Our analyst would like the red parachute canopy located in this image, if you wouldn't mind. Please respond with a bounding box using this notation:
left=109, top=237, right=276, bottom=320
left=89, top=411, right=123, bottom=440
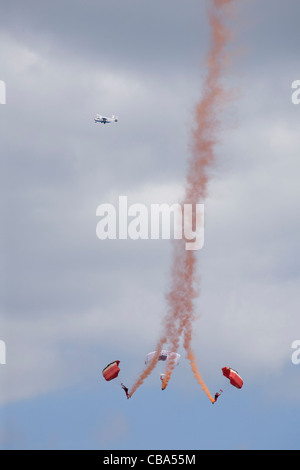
left=222, top=367, right=243, bottom=389
left=102, top=360, right=120, bottom=381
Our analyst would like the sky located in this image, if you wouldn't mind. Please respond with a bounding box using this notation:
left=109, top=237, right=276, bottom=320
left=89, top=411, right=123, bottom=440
left=0, top=0, right=300, bottom=450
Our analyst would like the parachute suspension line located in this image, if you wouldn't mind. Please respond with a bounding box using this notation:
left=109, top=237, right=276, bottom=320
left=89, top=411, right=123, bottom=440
left=221, top=384, right=231, bottom=393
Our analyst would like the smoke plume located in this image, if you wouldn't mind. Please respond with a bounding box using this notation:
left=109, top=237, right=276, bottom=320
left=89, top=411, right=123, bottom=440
left=129, top=0, right=237, bottom=402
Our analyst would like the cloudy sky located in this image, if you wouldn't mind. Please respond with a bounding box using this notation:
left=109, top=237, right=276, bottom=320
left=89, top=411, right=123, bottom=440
left=0, top=0, right=300, bottom=450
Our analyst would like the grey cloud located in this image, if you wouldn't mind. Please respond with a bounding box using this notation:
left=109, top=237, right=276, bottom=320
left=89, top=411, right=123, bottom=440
left=0, top=0, right=208, bottom=75
left=1, top=0, right=300, bottom=405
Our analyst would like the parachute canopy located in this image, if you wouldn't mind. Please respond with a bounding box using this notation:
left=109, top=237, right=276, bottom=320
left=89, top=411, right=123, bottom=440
left=222, top=367, right=243, bottom=389
left=102, top=360, right=120, bottom=381
left=145, top=350, right=181, bottom=367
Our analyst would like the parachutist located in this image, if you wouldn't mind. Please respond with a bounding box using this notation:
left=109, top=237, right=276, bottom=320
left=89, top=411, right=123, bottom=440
left=145, top=351, right=180, bottom=390
left=121, top=383, right=130, bottom=399
left=213, top=392, right=221, bottom=403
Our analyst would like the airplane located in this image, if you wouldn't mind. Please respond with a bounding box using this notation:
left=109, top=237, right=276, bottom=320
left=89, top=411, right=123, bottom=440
left=94, top=114, right=118, bottom=124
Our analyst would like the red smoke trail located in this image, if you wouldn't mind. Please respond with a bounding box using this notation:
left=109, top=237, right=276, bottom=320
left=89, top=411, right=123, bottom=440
left=176, top=0, right=237, bottom=402
left=129, top=0, right=237, bottom=401
left=128, top=339, right=165, bottom=397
